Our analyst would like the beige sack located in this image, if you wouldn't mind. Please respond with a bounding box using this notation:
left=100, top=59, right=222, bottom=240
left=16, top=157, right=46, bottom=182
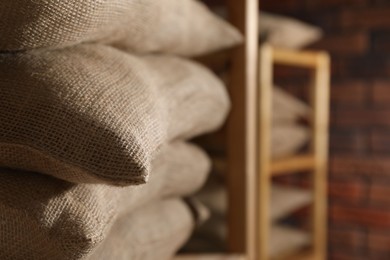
left=273, top=86, right=311, bottom=123
left=0, top=0, right=242, bottom=55
left=272, top=124, right=309, bottom=158
left=0, top=44, right=228, bottom=185
left=89, top=199, right=198, bottom=260
left=0, top=142, right=209, bottom=260
left=259, top=11, right=322, bottom=49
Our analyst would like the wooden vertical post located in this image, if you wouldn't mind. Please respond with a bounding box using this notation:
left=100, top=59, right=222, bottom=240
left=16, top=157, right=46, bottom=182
left=310, top=53, right=330, bottom=260
left=258, top=47, right=330, bottom=260
left=226, top=0, right=258, bottom=259
left=257, top=44, right=273, bottom=260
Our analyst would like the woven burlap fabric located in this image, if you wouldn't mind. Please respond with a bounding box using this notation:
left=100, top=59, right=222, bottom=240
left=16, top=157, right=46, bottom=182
left=272, top=124, right=309, bottom=158
left=0, top=142, right=210, bottom=260
left=272, top=86, right=310, bottom=123
left=0, top=44, right=228, bottom=185
left=89, top=199, right=196, bottom=260
left=260, top=12, right=322, bottom=50
left=0, top=0, right=242, bottom=55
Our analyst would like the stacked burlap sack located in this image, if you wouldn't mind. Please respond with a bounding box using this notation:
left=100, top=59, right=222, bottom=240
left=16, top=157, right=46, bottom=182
left=0, top=0, right=242, bottom=259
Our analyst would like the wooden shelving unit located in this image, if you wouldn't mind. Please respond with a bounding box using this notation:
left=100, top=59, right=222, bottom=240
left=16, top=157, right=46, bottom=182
left=177, top=1, right=330, bottom=260
left=257, top=44, right=330, bottom=260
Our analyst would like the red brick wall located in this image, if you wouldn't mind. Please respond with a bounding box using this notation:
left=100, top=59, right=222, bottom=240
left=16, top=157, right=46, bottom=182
left=262, top=1, right=390, bottom=259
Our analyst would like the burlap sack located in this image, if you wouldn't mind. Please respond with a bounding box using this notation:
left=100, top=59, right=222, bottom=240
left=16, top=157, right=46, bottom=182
left=0, top=0, right=242, bottom=55
left=185, top=223, right=310, bottom=257
left=186, top=177, right=312, bottom=253
left=259, top=11, right=322, bottom=49
left=0, top=44, right=229, bottom=185
left=0, top=142, right=210, bottom=260
left=89, top=199, right=198, bottom=260
left=272, top=124, right=309, bottom=158
left=273, top=86, right=311, bottom=123
left=193, top=175, right=311, bottom=222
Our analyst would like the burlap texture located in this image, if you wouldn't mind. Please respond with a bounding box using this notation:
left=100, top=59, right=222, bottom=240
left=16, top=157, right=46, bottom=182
left=272, top=86, right=311, bottom=123
left=0, top=142, right=209, bottom=260
left=0, top=44, right=228, bottom=185
left=89, top=199, right=197, bottom=260
left=0, top=0, right=242, bottom=55
left=272, top=124, right=309, bottom=158
left=259, top=11, right=323, bottom=49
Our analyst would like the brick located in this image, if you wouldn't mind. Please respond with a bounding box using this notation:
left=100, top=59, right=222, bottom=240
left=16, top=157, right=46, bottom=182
left=371, top=0, right=390, bottom=7
left=329, top=178, right=367, bottom=203
left=330, top=130, right=368, bottom=154
left=368, top=251, right=390, bottom=260
left=330, top=156, right=390, bottom=177
left=371, top=81, right=390, bottom=105
left=373, top=30, right=390, bottom=52
left=330, top=205, right=390, bottom=228
left=333, top=108, right=390, bottom=127
left=340, top=8, right=390, bottom=29
left=331, top=80, right=368, bottom=105
left=305, top=0, right=367, bottom=10
left=261, top=0, right=307, bottom=13
left=331, top=58, right=349, bottom=79
left=329, top=227, right=366, bottom=250
left=302, top=11, right=338, bottom=31
left=369, top=183, right=390, bottom=205
left=329, top=252, right=367, bottom=260
left=370, top=129, right=390, bottom=154
left=346, top=56, right=390, bottom=78
left=310, top=31, right=369, bottom=55
left=368, top=231, right=390, bottom=253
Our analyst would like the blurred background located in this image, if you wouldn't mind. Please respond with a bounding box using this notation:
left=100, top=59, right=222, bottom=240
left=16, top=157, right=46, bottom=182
left=190, top=1, right=390, bottom=259
left=260, top=1, right=390, bottom=259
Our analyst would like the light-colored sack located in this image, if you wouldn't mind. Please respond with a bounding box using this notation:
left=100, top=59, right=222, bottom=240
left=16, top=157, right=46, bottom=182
left=89, top=199, right=200, bottom=260
left=0, top=44, right=229, bottom=185
left=193, top=176, right=311, bottom=223
left=186, top=175, right=312, bottom=253
left=0, top=0, right=242, bottom=55
left=0, top=142, right=209, bottom=260
left=259, top=11, right=323, bottom=49
left=272, top=124, right=309, bottom=158
left=273, top=86, right=311, bottom=123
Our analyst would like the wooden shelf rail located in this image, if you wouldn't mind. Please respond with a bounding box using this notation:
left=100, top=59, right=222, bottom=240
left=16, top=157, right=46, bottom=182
left=271, top=154, right=316, bottom=176
left=257, top=44, right=330, bottom=260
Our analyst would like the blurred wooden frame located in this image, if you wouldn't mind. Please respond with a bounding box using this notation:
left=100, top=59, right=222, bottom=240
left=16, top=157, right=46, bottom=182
left=175, top=0, right=259, bottom=259
left=175, top=0, right=329, bottom=260
left=258, top=44, right=330, bottom=260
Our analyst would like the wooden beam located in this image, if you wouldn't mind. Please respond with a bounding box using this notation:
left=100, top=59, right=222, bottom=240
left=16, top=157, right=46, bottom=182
left=310, top=53, right=330, bottom=260
left=226, top=0, right=258, bottom=259
left=272, top=48, right=324, bottom=68
left=257, top=44, right=273, bottom=260
left=271, top=155, right=316, bottom=175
